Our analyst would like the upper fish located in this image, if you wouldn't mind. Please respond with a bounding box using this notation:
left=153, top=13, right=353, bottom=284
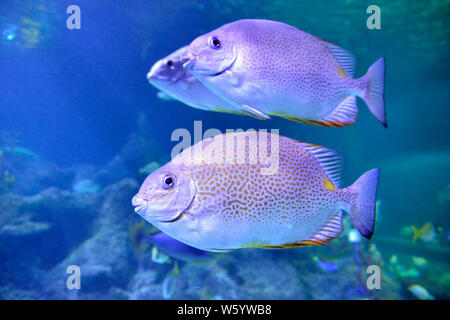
left=183, top=19, right=386, bottom=127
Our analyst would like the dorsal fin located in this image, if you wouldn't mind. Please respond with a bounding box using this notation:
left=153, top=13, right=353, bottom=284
left=321, top=41, right=356, bottom=78
left=298, top=142, right=345, bottom=188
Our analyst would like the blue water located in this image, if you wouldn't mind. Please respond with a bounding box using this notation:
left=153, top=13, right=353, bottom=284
left=0, top=0, right=449, bottom=300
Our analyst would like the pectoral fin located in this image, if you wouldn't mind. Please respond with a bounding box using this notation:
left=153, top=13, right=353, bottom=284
left=241, top=104, right=271, bottom=120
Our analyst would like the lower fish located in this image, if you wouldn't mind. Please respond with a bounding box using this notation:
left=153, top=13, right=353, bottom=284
left=132, top=131, right=380, bottom=252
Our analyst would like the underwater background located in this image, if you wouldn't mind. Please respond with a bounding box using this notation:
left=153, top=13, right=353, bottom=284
left=0, top=0, right=449, bottom=300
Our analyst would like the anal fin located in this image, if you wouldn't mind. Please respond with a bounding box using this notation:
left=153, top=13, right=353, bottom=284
left=308, top=210, right=343, bottom=244
left=321, top=96, right=358, bottom=127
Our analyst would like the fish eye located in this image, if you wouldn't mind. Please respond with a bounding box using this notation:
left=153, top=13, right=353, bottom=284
left=166, top=60, right=175, bottom=69
left=161, top=174, right=176, bottom=189
left=209, top=36, right=221, bottom=49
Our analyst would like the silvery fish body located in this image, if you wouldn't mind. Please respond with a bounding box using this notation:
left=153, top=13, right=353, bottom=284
left=185, top=19, right=386, bottom=127
left=132, top=131, right=379, bottom=252
left=147, top=46, right=244, bottom=115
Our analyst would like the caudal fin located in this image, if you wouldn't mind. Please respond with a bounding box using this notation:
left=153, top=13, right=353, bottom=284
left=361, top=58, right=386, bottom=127
left=411, top=225, right=420, bottom=242
left=346, top=168, right=380, bottom=239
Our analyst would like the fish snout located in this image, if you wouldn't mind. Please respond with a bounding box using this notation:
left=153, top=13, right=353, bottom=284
left=132, top=194, right=149, bottom=214
left=146, top=70, right=155, bottom=81
left=147, top=66, right=160, bottom=81
left=147, top=59, right=166, bottom=81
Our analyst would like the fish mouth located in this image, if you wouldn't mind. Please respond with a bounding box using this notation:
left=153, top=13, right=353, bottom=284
left=132, top=194, right=149, bottom=214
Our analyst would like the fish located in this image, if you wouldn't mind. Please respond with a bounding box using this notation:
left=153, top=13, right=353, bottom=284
left=143, top=232, right=214, bottom=263
left=147, top=46, right=244, bottom=115
left=408, top=284, right=435, bottom=300
left=411, top=222, right=438, bottom=242
left=72, top=179, right=101, bottom=194
left=151, top=246, right=170, bottom=264
left=396, top=265, right=420, bottom=278
left=389, top=255, right=398, bottom=264
left=132, top=131, right=380, bottom=252
left=411, top=256, right=428, bottom=269
left=313, top=256, right=338, bottom=272
left=139, top=161, right=161, bottom=175
left=184, top=19, right=386, bottom=127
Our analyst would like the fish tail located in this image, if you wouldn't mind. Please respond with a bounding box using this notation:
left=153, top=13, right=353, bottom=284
left=359, top=57, right=386, bottom=127
left=411, top=225, right=420, bottom=242
left=345, top=168, right=380, bottom=239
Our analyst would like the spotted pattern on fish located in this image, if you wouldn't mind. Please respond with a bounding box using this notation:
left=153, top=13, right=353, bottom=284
left=187, top=19, right=386, bottom=127
left=178, top=132, right=354, bottom=228
left=133, top=131, right=379, bottom=251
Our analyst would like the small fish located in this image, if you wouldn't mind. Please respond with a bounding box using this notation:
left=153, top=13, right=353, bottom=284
left=408, top=284, right=435, bottom=300
left=411, top=222, right=437, bottom=242
left=147, top=46, right=243, bottom=115
left=151, top=246, right=170, bottom=264
left=396, top=265, right=420, bottom=278
left=72, top=179, right=101, bottom=194
left=313, top=256, right=338, bottom=272
left=139, top=161, right=161, bottom=175
left=389, top=255, right=398, bottom=265
left=411, top=256, right=428, bottom=269
left=143, top=232, right=214, bottom=263
left=132, top=131, right=380, bottom=252
left=184, top=19, right=386, bottom=127
left=0, top=146, right=39, bottom=159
